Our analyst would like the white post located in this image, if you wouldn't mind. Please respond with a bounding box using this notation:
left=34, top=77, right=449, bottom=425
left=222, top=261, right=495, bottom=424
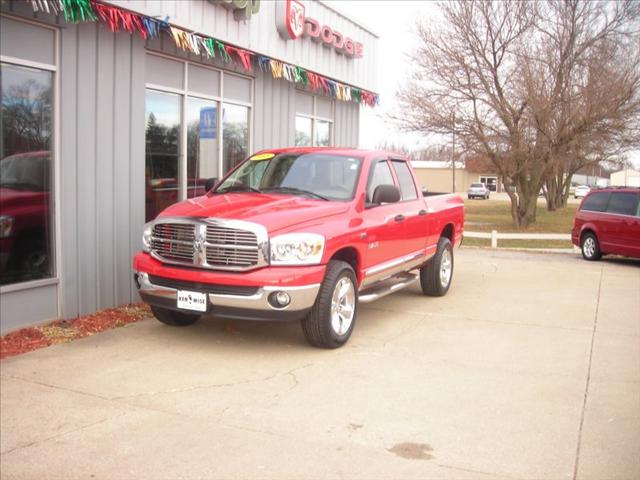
left=491, top=230, right=498, bottom=248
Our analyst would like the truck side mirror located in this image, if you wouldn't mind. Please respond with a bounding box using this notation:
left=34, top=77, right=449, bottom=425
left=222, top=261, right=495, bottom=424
left=205, top=177, right=218, bottom=192
left=372, top=184, right=401, bottom=204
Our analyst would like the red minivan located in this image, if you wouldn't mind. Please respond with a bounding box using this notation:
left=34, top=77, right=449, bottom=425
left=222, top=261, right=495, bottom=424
left=571, top=187, right=640, bottom=260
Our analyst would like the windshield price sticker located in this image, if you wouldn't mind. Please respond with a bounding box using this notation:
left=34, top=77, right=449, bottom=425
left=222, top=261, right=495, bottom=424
left=177, top=290, right=208, bottom=312
left=250, top=153, right=275, bottom=161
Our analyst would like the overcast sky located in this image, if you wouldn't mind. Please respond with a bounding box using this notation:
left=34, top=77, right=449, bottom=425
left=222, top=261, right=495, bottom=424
left=324, top=0, right=640, bottom=168
left=324, top=0, right=440, bottom=151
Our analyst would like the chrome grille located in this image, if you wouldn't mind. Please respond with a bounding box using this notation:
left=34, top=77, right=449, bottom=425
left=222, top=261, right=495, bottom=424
left=206, top=226, right=257, bottom=246
left=151, top=224, right=195, bottom=263
left=149, top=218, right=266, bottom=271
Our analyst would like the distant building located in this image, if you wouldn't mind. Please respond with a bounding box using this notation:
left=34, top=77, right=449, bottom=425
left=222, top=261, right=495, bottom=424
left=411, top=161, right=503, bottom=193
left=610, top=169, right=640, bottom=187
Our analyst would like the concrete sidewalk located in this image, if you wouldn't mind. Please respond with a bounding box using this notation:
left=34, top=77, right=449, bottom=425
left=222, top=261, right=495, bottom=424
left=1, top=249, right=639, bottom=480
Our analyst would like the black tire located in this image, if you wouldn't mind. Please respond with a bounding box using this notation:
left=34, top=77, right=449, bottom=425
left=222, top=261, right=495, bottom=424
left=468, top=195, right=472, bottom=199
left=301, top=260, right=358, bottom=349
left=420, top=237, right=454, bottom=297
left=151, top=306, right=200, bottom=326
left=580, top=232, right=602, bottom=261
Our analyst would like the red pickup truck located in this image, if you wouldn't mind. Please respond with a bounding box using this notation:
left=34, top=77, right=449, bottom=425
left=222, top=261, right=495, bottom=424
left=133, top=148, right=464, bottom=348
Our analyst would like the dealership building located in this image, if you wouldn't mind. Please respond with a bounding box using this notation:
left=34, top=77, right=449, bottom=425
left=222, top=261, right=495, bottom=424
left=0, top=0, right=378, bottom=332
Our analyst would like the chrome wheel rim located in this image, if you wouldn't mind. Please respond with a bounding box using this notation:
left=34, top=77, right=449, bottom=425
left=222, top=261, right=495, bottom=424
left=583, top=237, right=596, bottom=258
left=440, top=248, right=453, bottom=288
left=330, top=276, right=355, bottom=336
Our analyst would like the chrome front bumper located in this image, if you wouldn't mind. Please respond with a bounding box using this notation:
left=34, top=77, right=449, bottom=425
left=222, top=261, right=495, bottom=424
left=134, top=271, right=320, bottom=316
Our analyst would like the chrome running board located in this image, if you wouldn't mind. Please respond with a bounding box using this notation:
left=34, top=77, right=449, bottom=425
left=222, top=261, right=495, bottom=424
left=359, top=272, right=419, bottom=304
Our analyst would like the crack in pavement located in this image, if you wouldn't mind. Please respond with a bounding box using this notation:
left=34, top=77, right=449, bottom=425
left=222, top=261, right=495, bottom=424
left=436, top=462, right=525, bottom=479
left=0, top=412, right=128, bottom=456
left=110, top=363, right=316, bottom=400
left=572, top=263, right=604, bottom=480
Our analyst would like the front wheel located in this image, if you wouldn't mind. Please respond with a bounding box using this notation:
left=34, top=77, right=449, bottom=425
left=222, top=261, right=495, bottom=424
left=420, top=237, right=454, bottom=296
left=581, top=232, right=602, bottom=261
left=301, top=260, right=357, bottom=349
left=151, top=306, right=200, bottom=326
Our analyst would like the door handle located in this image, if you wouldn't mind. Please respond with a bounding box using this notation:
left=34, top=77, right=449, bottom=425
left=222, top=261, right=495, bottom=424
left=419, top=209, right=427, bottom=216
left=394, top=214, right=405, bottom=222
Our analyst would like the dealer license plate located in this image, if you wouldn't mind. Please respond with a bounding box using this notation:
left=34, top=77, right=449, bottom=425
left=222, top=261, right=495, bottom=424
left=177, top=290, right=207, bottom=312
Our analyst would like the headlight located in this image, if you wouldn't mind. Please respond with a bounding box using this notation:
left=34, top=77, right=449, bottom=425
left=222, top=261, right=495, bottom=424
left=142, top=222, right=153, bottom=252
left=0, top=215, right=14, bottom=238
left=270, top=233, right=325, bottom=265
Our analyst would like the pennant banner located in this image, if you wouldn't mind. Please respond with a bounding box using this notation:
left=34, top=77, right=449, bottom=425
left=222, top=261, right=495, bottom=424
left=26, top=0, right=379, bottom=107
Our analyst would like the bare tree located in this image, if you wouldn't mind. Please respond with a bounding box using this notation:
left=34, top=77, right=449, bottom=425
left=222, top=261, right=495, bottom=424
left=526, top=1, right=640, bottom=210
left=395, top=0, right=640, bottom=227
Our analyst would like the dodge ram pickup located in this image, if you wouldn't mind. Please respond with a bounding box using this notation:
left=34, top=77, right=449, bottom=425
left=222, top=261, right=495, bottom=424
left=133, top=148, right=464, bottom=348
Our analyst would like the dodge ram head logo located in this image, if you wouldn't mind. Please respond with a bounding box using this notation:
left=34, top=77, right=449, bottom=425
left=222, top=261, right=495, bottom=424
left=275, top=0, right=364, bottom=58
left=276, top=0, right=305, bottom=40
left=193, top=227, right=207, bottom=265
left=193, top=233, right=205, bottom=254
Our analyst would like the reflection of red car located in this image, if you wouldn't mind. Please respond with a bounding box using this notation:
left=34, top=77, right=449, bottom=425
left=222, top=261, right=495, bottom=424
left=146, top=178, right=209, bottom=221
left=0, top=151, right=51, bottom=283
left=572, top=187, right=640, bottom=260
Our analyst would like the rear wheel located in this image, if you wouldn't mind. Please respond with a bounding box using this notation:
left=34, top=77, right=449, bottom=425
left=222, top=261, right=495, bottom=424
left=151, top=306, right=200, bottom=326
left=301, top=260, right=357, bottom=349
left=420, top=237, right=454, bottom=296
left=581, top=232, right=602, bottom=261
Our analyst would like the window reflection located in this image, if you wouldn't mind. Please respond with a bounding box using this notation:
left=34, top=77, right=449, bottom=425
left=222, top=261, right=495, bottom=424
left=0, top=63, right=54, bottom=285
left=222, top=103, right=248, bottom=173
left=295, top=116, right=312, bottom=147
left=187, top=97, right=218, bottom=198
left=315, top=120, right=331, bottom=147
left=145, top=90, right=180, bottom=221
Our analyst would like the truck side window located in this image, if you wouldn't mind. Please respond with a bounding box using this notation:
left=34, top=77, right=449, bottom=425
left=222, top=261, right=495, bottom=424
left=367, top=161, right=395, bottom=203
left=391, top=160, right=418, bottom=201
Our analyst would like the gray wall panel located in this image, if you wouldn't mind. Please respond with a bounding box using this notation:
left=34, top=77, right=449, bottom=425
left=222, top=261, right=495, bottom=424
left=129, top=37, right=146, bottom=302
left=60, top=22, right=79, bottom=318
left=0, top=284, right=58, bottom=334
left=113, top=33, right=134, bottom=307
left=76, top=22, right=98, bottom=315
left=58, top=21, right=145, bottom=318
left=96, top=27, right=116, bottom=310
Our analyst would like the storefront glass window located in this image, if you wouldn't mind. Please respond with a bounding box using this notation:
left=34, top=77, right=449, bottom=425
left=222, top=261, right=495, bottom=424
left=145, top=90, right=181, bottom=221
left=315, top=120, right=331, bottom=147
left=222, top=103, right=249, bottom=172
left=295, top=116, right=312, bottom=146
left=187, top=97, right=218, bottom=198
left=0, top=63, right=54, bottom=285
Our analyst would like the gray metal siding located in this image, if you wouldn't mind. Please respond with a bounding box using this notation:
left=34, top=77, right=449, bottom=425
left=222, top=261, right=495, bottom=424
left=59, top=22, right=146, bottom=318
left=0, top=284, right=58, bottom=334
left=115, top=0, right=379, bottom=92
left=334, top=100, right=359, bottom=147
left=254, top=71, right=296, bottom=150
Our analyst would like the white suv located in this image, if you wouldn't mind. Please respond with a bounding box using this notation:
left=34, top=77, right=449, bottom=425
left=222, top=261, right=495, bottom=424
left=574, top=185, right=591, bottom=199
left=467, top=183, right=490, bottom=200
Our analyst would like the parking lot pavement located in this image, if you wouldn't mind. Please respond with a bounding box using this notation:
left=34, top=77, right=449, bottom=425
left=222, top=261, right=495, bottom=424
left=1, top=250, right=638, bottom=480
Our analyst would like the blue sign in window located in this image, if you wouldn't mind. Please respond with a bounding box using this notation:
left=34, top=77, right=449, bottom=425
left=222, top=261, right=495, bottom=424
left=200, top=107, right=217, bottom=139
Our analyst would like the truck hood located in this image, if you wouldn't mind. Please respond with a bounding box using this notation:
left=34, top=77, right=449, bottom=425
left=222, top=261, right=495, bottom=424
left=0, top=187, right=47, bottom=212
left=157, top=193, right=350, bottom=233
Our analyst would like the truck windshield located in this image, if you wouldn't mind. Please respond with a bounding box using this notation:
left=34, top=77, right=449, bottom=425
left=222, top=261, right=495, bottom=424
left=214, top=152, right=363, bottom=201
